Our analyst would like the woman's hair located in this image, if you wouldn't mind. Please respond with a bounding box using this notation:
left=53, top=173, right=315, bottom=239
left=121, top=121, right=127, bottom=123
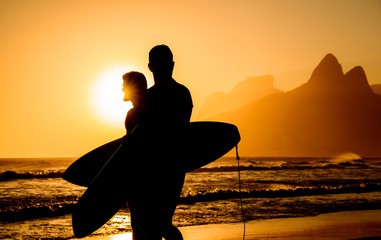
left=122, top=71, right=147, bottom=90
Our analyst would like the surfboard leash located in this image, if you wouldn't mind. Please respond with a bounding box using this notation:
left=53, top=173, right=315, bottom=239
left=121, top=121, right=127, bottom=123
left=236, top=145, right=246, bottom=240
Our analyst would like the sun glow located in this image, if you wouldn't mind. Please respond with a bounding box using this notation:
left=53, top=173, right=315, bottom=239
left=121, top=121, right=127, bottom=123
left=92, top=66, right=134, bottom=126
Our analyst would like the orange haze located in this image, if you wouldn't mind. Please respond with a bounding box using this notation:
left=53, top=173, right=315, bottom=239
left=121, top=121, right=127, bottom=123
left=0, top=0, right=380, bottom=157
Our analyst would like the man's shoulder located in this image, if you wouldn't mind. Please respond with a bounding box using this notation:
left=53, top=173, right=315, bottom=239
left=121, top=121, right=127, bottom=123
left=171, top=80, right=191, bottom=94
left=173, top=81, right=193, bottom=106
left=148, top=80, right=190, bottom=94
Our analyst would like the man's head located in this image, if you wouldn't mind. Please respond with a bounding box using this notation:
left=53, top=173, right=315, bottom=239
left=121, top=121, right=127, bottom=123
left=122, top=71, right=147, bottom=104
left=148, top=45, right=174, bottom=80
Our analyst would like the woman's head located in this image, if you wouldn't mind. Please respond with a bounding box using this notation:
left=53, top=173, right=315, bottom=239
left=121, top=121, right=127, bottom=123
left=122, top=71, right=147, bottom=105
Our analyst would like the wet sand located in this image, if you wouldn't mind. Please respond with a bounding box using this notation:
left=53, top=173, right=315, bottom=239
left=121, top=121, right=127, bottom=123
left=82, top=210, right=381, bottom=240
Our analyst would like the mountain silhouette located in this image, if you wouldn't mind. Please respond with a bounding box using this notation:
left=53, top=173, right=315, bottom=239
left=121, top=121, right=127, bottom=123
left=300, top=54, right=373, bottom=95
left=211, top=54, right=381, bottom=157
left=196, top=75, right=282, bottom=119
left=372, top=84, right=381, bottom=95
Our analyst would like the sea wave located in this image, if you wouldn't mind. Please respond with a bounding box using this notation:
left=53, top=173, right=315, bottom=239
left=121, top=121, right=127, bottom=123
left=2, top=181, right=380, bottom=222
left=192, top=159, right=372, bottom=173
left=0, top=195, right=78, bottom=222
left=0, top=170, right=64, bottom=181
left=0, top=158, right=378, bottom=181
left=179, top=181, right=381, bottom=204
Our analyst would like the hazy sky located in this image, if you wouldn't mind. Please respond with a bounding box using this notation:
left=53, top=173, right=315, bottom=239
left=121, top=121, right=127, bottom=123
left=1, top=0, right=380, bottom=157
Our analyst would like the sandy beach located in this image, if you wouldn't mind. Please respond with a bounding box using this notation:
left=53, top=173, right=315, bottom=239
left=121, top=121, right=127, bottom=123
left=81, top=209, right=381, bottom=240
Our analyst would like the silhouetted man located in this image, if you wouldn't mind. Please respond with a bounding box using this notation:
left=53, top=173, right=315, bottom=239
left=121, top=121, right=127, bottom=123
left=146, top=45, right=193, bottom=128
left=129, top=45, right=193, bottom=240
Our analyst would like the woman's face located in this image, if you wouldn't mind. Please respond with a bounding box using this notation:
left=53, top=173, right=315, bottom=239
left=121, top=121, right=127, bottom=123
left=122, top=82, right=131, bottom=102
left=122, top=82, right=144, bottom=105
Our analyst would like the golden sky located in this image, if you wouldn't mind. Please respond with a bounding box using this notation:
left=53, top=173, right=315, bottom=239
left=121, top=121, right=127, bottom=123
left=1, top=0, right=380, bottom=157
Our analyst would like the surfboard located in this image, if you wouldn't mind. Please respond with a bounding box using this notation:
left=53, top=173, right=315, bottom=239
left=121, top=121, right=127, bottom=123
left=69, top=121, right=240, bottom=238
left=62, top=138, right=122, bottom=187
left=63, top=122, right=240, bottom=187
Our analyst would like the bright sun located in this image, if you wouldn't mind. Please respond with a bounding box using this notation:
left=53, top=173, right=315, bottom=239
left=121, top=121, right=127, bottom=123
left=92, top=66, right=135, bottom=126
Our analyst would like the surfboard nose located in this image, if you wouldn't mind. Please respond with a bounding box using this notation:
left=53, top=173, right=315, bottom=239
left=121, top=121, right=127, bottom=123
left=230, top=123, right=241, bottom=144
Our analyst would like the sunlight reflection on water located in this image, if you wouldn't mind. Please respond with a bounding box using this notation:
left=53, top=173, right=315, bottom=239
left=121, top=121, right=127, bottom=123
left=111, top=232, right=132, bottom=240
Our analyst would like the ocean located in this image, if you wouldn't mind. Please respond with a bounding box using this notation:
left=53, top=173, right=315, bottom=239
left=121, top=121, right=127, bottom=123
left=1, top=155, right=381, bottom=239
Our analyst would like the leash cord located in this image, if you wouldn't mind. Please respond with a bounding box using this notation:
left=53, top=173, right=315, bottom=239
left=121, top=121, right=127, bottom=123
left=236, top=145, right=245, bottom=240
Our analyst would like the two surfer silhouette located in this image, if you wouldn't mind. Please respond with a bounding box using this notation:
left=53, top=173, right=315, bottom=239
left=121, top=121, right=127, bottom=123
left=122, top=45, right=193, bottom=240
